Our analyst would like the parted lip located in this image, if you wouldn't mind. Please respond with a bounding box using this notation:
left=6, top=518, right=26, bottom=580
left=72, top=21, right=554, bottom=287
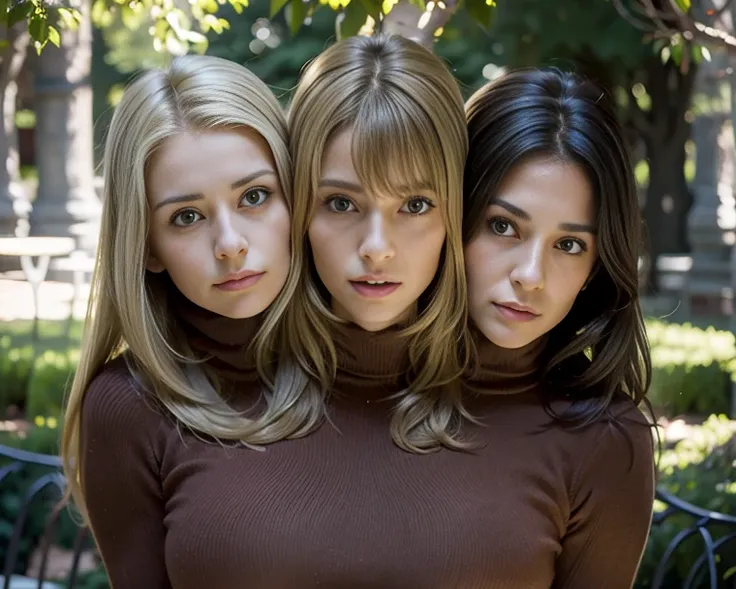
left=215, top=269, right=264, bottom=285
left=494, top=301, right=540, bottom=315
left=350, top=274, right=401, bottom=283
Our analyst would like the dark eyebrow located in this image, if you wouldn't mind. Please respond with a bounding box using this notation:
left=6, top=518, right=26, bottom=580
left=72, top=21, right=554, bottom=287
left=494, top=199, right=597, bottom=234
left=153, top=169, right=276, bottom=211
left=318, top=178, right=364, bottom=193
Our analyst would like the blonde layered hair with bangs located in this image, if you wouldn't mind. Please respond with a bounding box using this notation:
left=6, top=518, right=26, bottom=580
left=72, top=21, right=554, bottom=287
left=62, top=54, right=311, bottom=521
left=286, top=35, right=471, bottom=452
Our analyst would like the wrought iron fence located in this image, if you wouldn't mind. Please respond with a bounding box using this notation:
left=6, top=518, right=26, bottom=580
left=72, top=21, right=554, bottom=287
left=650, top=488, right=736, bottom=589
left=0, top=445, right=90, bottom=589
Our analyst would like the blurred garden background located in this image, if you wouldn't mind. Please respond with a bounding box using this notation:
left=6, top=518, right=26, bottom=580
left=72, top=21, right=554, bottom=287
left=0, top=0, right=735, bottom=586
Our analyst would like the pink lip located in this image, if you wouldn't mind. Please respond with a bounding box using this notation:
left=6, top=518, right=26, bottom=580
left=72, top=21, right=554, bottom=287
left=493, top=302, right=540, bottom=323
left=350, top=279, right=401, bottom=298
left=215, top=270, right=265, bottom=292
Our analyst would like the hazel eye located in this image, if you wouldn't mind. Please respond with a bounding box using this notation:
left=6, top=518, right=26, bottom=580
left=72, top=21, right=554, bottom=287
left=400, top=197, right=434, bottom=215
left=172, top=209, right=203, bottom=227
left=241, top=188, right=271, bottom=207
left=327, top=196, right=355, bottom=213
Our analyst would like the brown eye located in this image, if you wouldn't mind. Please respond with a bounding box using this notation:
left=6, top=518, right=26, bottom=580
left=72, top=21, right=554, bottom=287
left=488, top=217, right=516, bottom=237
left=557, top=238, right=586, bottom=255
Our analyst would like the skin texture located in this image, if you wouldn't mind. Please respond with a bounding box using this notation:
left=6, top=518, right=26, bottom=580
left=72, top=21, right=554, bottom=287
left=465, top=157, right=598, bottom=349
left=146, top=128, right=290, bottom=319
left=309, top=128, right=446, bottom=332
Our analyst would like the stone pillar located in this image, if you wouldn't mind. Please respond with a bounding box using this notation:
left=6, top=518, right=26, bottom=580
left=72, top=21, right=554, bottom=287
left=685, top=112, right=734, bottom=321
left=0, top=24, right=30, bottom=238
left=28, top=0, right=100, bottom=252
left=685, top=50, right=735, bottom=324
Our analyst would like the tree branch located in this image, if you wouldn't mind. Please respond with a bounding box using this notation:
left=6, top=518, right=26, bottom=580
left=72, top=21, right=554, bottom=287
left=614, top=0, right=736, bottom=55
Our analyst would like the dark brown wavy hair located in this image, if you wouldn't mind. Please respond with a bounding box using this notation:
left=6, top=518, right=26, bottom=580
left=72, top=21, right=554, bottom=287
left=464, top=68, right=652, bottom=426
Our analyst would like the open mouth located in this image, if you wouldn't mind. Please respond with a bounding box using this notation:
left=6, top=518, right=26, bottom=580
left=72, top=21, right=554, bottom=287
left=349, top=280, right=401, bottom=298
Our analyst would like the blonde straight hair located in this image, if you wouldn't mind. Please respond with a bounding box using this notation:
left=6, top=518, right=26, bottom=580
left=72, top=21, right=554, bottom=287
left=286, top=35, right=472, bottom=453
left=62, top=55, right=316, bottom=521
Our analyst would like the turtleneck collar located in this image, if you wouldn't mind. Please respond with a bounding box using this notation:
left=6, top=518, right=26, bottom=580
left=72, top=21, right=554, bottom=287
left=330, top=320, right=410, bottom=397
left=465, top=324, right=547, bottom=395
left=167, top=281, right=262, bottom=382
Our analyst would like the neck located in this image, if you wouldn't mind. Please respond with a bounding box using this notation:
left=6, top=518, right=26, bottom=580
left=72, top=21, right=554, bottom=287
left=330, top=319, right=410, bottom=400
left=466, top=324, right=547, bottom=394
left=167, top=278, right=262, bottom=382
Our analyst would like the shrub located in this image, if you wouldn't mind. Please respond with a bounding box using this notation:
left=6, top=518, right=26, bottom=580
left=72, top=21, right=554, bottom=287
left=646, top=320, right=736, bottom=417
left=636, top=415, right=736, bottom=588
left=25, top=349, right=79, bottom=420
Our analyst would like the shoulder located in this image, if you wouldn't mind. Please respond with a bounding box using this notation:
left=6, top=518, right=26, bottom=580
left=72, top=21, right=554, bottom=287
left=573, top=395, right=656, bottom=499
left=82, top=355, right=167, bottom=437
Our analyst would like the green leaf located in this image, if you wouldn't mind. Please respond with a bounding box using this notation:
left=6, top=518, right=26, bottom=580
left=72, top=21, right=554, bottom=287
left=359, top=0, right=380, bottom=20
left=57, top=7, right=80, bottom=29
left=46, top=24, right=60, bottom=46
left=28, top=14, right=45, bottom=43
left=338, top=0, right=367, bottom=38
left=671, top=40, right=683, bottom=65
left=91, top=0, right=113, bottom=27
left=724, top=566, right=736, bottom=580
left=270, top=0, right=290, bottom=18
left=7, top=2, right=31, bottom=27
left=674, top=0, right=691, bottom=12
left=121, top=3, right=139, bottom=30
left=0, top=0, right=9, bottom=20
left=465, top=0, right=494, bottom=31
left=288, top=0, right=307, bottom=35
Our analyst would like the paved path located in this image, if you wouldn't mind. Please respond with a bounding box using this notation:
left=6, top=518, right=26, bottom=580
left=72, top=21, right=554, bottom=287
left=0, top=273, right=89, bottom=322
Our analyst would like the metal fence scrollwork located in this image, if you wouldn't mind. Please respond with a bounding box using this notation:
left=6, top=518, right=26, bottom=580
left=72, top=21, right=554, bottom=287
left=0, top=444, right=90, bottom=589
left=651, top=488, right=736, bottom=589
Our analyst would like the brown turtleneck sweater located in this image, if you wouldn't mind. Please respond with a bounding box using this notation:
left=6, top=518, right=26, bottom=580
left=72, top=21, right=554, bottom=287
left=80, top=302, right=655, bottom=589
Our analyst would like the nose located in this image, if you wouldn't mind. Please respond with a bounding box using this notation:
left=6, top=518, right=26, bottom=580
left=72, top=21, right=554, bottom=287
left=213, top=211, right=248, bottom=260
left=358, top=212, right=395, bottom=264
left=510, top=241, right=545, bottom=291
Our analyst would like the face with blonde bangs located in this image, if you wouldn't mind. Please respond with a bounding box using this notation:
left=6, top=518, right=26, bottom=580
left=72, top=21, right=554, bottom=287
left=307, top=127, right=446, bottom=332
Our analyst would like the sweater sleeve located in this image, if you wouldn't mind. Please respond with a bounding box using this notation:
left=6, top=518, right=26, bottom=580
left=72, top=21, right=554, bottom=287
left=552, top=403, right=656, bottom=589
left=80, top=360, right=173, bottom=589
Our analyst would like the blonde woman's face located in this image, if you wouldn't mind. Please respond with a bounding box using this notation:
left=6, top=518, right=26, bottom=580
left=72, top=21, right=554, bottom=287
left=308, top=128, right=446, bottom=332
left=146, top=128, right=290, bottom=319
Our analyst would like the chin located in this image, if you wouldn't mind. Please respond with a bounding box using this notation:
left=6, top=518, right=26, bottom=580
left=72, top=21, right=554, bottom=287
left=349, top=312, right=402, bottom=333
left=478, top=321, right=535, bottom=350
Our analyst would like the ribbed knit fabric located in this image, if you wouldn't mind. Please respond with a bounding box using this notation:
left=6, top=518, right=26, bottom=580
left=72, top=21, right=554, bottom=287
left=80, top=303, right=654, bottom=589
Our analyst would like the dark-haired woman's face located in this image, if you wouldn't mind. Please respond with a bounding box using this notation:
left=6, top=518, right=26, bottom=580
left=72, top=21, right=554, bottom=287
left=464, top=157, right=598, bottom=349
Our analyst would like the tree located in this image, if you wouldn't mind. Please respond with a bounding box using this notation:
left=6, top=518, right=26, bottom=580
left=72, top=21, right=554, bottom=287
left=481, top=0, right=699, bottom=291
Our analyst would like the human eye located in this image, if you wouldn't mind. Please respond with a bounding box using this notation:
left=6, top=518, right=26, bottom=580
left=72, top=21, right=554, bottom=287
left=400, top=196, right=435, bottom=215
left=240, top=187, right=272, bottom=208
left=556, top=238, right=588, bottom=255
left=170, top=209, right=204, bottom=227
left=487, top=216, right=518, bottom=238
left=324, top=195, right=357, bottom=213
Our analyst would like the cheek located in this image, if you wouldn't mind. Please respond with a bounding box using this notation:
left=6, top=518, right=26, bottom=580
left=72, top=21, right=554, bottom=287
left=264, top=204, right=291, bottom=260
left=464, top=237, right=496, bottom=296
left=405, top=217, right=445, bottom=271
left=308, top=219, right=342, bottom=277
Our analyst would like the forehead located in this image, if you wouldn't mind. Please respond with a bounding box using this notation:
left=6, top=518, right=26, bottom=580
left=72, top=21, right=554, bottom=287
left=147, top=128, right=275, bottom=196
left=319, top=128, right=436, bottom=198
left=495, top=158, right=596, bottom=224
left=320, top=129, right=355, bottom=180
